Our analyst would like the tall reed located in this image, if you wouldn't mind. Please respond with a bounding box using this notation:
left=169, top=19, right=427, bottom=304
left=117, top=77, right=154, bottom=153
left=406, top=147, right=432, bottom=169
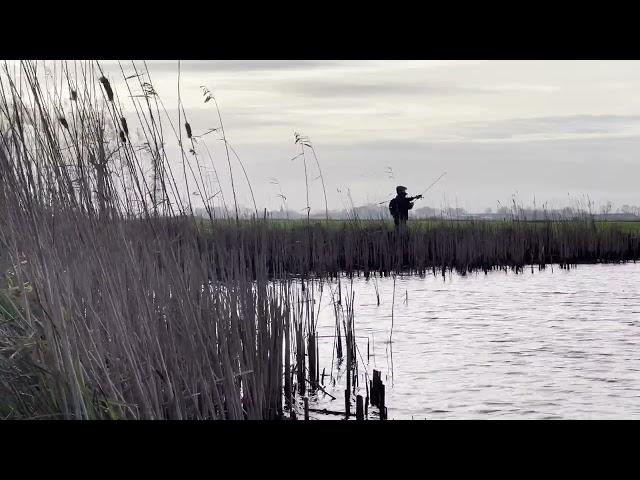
left=0, top=61, right=329, bottom=419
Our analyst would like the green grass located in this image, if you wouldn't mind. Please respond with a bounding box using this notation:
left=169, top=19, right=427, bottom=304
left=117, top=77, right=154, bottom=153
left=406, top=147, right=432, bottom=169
left=197, top=216, right=640, bottom=234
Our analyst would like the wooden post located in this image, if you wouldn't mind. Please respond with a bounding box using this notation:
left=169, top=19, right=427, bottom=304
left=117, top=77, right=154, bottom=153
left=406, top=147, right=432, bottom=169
left=371, top=374, right=377, bottom=407
left=304, top=397, right=309, bottom=421
left=345, top=389, right=350, bottom=417
left=365, top=396, right=369, bottom=417
left=370, top=379, right=375, bottom=407
left=371, top=369, right=381, bottom=407
left=379, top=384, right=386, bottom=420
left=356, top=395, right=364, bottom=421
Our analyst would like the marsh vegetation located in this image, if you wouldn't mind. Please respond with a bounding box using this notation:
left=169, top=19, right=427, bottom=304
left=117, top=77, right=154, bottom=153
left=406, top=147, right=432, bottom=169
left=0, top=61, right=638, bottom=419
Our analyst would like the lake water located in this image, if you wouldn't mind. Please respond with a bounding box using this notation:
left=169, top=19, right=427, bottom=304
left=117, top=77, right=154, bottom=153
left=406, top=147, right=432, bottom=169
left=308, top=262, right=640, bottom=419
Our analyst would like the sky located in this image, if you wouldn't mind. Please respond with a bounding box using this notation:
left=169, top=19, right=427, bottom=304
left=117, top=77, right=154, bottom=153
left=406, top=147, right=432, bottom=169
left=100, top=60, right=640, bottom=213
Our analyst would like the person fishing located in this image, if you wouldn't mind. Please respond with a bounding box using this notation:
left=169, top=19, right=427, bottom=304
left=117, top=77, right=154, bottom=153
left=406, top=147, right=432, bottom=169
left=389, top=186, right=422, bottom=227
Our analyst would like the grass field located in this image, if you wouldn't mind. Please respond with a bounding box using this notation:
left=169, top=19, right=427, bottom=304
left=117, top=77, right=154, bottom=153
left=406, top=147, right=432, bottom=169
left=199, top=217, right=640, bottom=232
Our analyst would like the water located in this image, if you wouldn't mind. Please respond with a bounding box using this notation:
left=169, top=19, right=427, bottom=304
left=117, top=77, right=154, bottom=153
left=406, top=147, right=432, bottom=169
left=309, top=262, right=640, bottom=419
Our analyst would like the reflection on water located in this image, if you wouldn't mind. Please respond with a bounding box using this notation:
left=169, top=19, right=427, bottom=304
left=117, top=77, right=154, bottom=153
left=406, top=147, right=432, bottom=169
left=310, top=262, right=640, bottom=419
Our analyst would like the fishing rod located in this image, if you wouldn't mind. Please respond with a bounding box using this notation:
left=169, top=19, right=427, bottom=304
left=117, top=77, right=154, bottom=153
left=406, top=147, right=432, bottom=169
left=418, top=171, right=447, bottom=197
left=375, top=171, right=447, bottom=205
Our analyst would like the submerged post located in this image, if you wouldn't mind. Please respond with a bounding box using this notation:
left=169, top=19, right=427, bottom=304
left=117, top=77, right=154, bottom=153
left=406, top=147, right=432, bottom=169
left=369, top=369, right=388, bottom=419
left=371, top=369, right=381, bottom=407
left=356, top=395, right=364, bottom=421
left=345, top=389, right=350, bottom=417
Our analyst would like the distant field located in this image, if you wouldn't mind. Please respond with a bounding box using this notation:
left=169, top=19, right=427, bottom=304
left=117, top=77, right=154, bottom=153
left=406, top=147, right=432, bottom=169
left=599, top=221, right=640, bottom=233
left=198, top=216, right=640, bottom=234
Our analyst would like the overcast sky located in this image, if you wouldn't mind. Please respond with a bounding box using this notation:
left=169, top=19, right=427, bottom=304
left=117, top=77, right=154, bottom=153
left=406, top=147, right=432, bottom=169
left=102, top=60, right=640, bottom=213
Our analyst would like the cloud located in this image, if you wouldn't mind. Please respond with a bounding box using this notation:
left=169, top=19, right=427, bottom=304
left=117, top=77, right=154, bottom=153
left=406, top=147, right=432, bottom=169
left=439, top=115, right=640, bottom=142
left=478, top=84, right=561, bottom=94
left=279, top=79, right=488, bottom=98
left=133, top=60, right=343, bottom=74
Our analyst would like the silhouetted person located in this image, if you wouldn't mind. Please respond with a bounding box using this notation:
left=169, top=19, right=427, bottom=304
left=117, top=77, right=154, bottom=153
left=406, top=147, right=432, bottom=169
left=389, top=186, right=422, bottom=228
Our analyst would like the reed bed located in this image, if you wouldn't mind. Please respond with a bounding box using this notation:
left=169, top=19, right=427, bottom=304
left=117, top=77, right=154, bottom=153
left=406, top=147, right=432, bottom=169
left=0, top=61, right=350, bottom=419
left=198, top=217, right=640, bottom=279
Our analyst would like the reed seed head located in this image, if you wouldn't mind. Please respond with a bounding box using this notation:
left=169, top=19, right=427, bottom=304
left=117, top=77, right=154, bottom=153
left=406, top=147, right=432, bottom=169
left=99, top=76, right=114, bottom=102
